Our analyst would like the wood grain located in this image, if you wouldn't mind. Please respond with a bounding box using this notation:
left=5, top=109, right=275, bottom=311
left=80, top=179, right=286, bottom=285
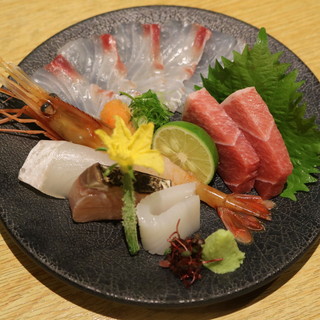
left=0, top=0, right=319, bottom=319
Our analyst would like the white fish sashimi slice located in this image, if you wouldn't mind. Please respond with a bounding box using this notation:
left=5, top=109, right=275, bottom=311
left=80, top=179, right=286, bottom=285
left=136, top=182, right=200, bottom=255
left=32, top=22, right=245, bottom=115
left=184, top=30, right=246, bottom=94
left=32, top=55, right=118, bottom=118
left=18, top=140, right=114, bottom=199
left=159, top=22, right=212, bottom=111
left=58, top=38, right=96, bottom=76
left=116, top=22, right=211, bottom=112
left=161, top=22, right=212, bottom=80
left=114, top=23, right=165, bottom=94
left=59, top=35, right=135, bottom=93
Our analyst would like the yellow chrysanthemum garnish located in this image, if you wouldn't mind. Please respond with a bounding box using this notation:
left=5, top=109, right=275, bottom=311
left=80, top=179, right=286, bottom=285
left=95, top=116, right=164, bottom=255
left=95, top=116, right=163, bottom=174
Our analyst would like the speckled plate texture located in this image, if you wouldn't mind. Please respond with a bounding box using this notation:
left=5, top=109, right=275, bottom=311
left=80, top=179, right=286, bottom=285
left=0, top=6, right=319, bottom=308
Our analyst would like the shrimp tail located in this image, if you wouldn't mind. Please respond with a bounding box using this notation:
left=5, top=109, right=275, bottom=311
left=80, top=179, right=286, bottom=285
left=196, top=183, right=275, bottom=243
left=224, top=193, right=274, bottom=220
left=217, top=207, right=265, bottom=244
left=196, top=184, right=274, bottom=218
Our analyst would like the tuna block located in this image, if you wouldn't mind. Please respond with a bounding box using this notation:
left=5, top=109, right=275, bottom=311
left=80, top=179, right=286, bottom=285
left=221, top=87, right=293, bottom=199
left=183, top=88, right=260, bottom=193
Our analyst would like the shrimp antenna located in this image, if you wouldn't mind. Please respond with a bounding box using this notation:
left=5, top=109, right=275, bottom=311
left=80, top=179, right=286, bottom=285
left=0, top=57, right=48, bottom=111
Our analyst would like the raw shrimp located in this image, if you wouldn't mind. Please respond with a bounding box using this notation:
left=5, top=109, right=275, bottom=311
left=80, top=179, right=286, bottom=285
left=0, top=57, right=112, bottom=148
left=0, top=58, right=274, bottom=243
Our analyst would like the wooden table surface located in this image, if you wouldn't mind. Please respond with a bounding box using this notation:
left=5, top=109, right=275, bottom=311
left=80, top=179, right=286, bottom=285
left=0, top=0, right=319, bottom=319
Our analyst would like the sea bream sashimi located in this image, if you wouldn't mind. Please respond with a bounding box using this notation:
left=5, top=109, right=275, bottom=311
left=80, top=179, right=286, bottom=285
left=32, top=55, right=119, bottom=117
left=31, top=22, right=244, bottom=115
left=221, top=87, right=293, bottom=199
left=58, top=34, right=134, bottom=92
left=182, top=88, right=260, bottom=193
left=114, top=23, right=164, bottom=91
left=161, top=22, right=211, bottom=78
left=184, top=30, right=245, bottom=95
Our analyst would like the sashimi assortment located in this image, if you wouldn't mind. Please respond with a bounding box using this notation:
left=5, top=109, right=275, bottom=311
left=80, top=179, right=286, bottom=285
left=0, top=20, right=318, bottom=286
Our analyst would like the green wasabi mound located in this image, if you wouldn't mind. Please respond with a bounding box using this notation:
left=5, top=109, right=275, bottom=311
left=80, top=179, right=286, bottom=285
left=202, top=229, right=245, bottom=274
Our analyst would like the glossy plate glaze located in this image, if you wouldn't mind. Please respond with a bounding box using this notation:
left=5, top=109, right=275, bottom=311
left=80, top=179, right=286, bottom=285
left=0, top=6, right=319, bottom=308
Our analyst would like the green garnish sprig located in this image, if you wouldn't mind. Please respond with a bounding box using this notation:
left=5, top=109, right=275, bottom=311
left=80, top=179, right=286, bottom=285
left=120, top=90, right=173, bottom=130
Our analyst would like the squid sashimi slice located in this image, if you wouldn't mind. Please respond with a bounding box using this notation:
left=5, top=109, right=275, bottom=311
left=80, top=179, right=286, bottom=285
left=183, top=88, right=260, bottom=193
left=58, top=34, right=134, bottom=93
left=32, top=55, right=117, bottom=118
left=18, top=140, right=114, bottom=199
left=136, top=182, right=200, bottom=255
left=221, top=87, right=293, bottom=199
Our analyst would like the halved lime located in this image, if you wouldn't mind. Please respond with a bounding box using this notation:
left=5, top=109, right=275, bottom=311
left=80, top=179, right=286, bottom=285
left=153, top=121, right=219, bottom=184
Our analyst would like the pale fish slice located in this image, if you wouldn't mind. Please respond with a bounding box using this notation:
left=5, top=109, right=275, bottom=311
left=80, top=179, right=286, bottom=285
left=114, top=23, right=165, bottom=95
left=184, top=30, right=246, bottom=96
left=58, top=34, right=135, bottom=93
left=32, top=55, right=119, bottom=118
left=161, top=21, right=212, bottom=80
left=159, top=21, right=212, bottom=111
left=18, top=140, right=114, bottom=199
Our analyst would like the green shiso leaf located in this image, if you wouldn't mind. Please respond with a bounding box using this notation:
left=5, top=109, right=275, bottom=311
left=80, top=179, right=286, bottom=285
left=199, top=28, right=320, bottom=200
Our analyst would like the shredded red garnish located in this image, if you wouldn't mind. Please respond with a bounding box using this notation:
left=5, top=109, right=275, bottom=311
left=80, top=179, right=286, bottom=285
left=159, top=219, right=222, bottom=288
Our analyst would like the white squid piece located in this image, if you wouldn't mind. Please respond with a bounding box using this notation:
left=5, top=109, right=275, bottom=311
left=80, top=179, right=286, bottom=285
left=136, top=182, right=200, bottom=255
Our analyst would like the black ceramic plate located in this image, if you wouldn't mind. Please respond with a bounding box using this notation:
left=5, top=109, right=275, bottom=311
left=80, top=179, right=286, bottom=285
left=0, top=6, right=319, bottom=308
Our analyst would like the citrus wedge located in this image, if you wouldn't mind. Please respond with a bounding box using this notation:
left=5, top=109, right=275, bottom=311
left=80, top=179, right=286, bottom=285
left=153, top=121, right=219, bottom=184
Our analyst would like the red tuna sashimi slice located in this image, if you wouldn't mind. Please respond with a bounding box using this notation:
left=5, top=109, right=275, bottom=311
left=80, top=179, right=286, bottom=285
left=183, top=88, right=260, bottom=193
left=221, top=87, right=293, bottom=199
